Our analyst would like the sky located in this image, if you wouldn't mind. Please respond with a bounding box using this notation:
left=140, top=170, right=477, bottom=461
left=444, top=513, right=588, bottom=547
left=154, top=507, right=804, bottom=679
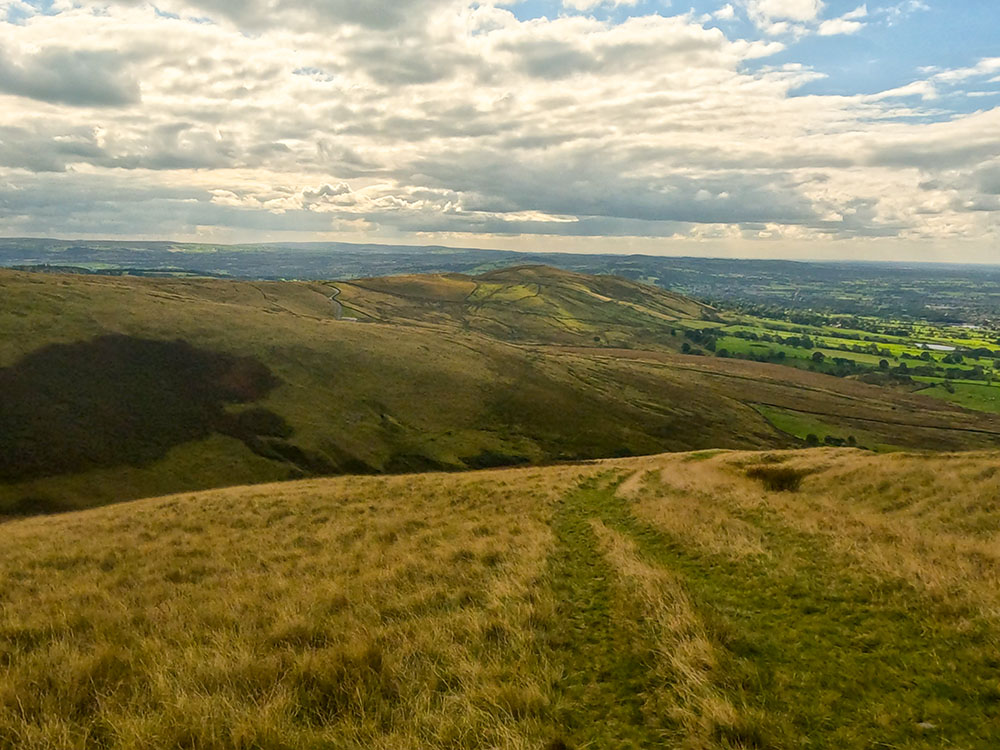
left=0, top=0, right=998, bottom=261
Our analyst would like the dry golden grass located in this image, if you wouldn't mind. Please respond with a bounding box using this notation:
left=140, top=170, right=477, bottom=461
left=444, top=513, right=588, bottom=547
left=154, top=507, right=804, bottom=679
left=0, top=465, right=590, bottom=749
left=762, top=451, right=1000, bottom=617
left=5, top=450, right=1000, bottom=748
left=628, top=449, right=1000, bottom=619
left=622, top=456, right=770, bottom=560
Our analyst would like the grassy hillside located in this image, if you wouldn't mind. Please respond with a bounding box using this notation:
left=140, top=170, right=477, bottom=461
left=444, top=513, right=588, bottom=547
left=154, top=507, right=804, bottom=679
left=2, top=449, right=1000, bottom=748
left=336, top=265, right=711, bottom=345
left=4, top=266, right=1000, bottom=514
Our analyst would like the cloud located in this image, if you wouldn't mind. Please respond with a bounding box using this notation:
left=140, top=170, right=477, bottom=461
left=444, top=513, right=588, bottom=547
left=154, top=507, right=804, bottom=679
left=495, top=15, right=740, bottom=80
left=107, top=0, right=458, bottom=32
left=974, top=161, right=1000, bottom=195
left=562, top=0, right=640, bottom=11
left=744, top=0, right=824, bottom=23
left=863, top=109, right=1000, bottom=171
left=745, top=0, right=868, bottom=36
left=933, top=57, right=1000, bottom=84
left=0, top=46, right=139, bottom=107
left=714, top=4, right=736, bottom=20
left=406, top=149, right=819, bottom=226
left=865, top=80, right=937, bottom=101
left=815, top=4, right=867, bottom=36
left=0, top=0, right=996, bottom=257
left=817, top=17, right=863, bottom=35
left=884, top=0, right=929, bottom=25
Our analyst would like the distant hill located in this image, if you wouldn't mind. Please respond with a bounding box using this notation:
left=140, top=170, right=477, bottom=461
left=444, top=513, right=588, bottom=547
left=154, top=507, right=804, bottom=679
left=336, top=265, right=712, bottom=345
left=3, top=448, right=1000, bottom=747
left=4, top=237, right=1000, bottom=321
left=3, top=265, right=1000, bottom=514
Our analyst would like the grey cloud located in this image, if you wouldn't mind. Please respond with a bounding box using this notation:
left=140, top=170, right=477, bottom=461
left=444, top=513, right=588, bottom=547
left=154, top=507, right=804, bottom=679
left=0, top=47, right=139, bottom=107
left=510, top=40, right=598, bottom=80
left=345, top=44, right=476, bottom=86
left=0, top=174, right=339, bottom=237
left=500, top=23, right=727, bottom=80
left=114, top=122, right=237, bottom=170
left=955, top=195, right=1000, bottom=212
left=976, top=163, right=1000, bottom=195
left=114, top=0, right=452, bottom=32
left=500, top=133, right=576, bottom=150
left=0, top=122, right=240, bottom=172
left=814, top=199, right=906, bottom=238
left=338, top=111, right=513, bottom=142
left=248, top=141, right=293, bottom=159
left=867, top=138, right=1000, bottom=171
left=908, top=161, right=1000, bottom=216
left=0, top=126, right=110, bottom=172
left=352, top=209, right=693, bottom=237
left=408, top=152, right=817, bottom=225
left=619, top=142, right=858, bottom=171
left=301, top=182, right=353, bottom=207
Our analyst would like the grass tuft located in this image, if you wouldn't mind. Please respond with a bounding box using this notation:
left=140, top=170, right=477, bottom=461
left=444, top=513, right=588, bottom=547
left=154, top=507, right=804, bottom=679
left=744, top=465, right=810, bottom=492
left=290, top=643, right=399, bottom=727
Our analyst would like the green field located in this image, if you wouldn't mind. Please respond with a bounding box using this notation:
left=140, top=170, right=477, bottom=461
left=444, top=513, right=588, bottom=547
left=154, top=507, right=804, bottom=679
left=754, top=405, right=903, bottom=452
left=916, top=382, right=1000, bottom=413
left=672, top=308, right=1000, bottom=412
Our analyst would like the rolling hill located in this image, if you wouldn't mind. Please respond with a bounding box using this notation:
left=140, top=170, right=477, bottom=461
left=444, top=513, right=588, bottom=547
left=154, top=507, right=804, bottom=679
left=2, top=449, right=999, bottom=748
left=333, top=265, right=712, bottom=344
left=3, top=265, right=1000, bottom=514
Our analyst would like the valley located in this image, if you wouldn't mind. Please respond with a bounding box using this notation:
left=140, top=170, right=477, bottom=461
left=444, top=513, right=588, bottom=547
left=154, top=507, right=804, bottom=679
left=3, top=265, right=1000, bottom=515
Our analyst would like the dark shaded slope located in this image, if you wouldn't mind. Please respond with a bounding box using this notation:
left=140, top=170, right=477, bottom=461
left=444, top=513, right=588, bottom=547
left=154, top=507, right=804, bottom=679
left=0, top=336, right=284, bottom=482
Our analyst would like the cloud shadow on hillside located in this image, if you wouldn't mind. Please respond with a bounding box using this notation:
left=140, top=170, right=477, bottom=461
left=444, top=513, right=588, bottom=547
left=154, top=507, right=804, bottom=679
left=0, top=335, right=295, bottom=484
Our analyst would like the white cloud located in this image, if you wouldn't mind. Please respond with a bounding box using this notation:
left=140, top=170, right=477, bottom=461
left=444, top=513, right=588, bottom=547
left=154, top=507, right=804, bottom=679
left=714, top=4, right=736, bottom=20
left=0, top=0, right=996, bottom=258
left=743, top=0, right=846, bottom=37
left=842, top=4, right=867, bottom=20
left=884, top=0, right=929, bottom=25
left=807, top=4, right=869, bottom=37
left=562, top=0, right=640, bottom=11
left=744, top=0, right=824, bottom=23
left=745, top=0, right=868, bottom=37
left=817, top=17, right=863, bottom=35
left=933, top=57, right=1000, bottom=83
left=866, top=80, right=938, bottom=101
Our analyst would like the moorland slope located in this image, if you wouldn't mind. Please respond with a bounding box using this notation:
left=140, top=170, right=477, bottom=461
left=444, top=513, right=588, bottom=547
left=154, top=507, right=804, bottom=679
left=3, top=266, right=1000, bottom=513
left=2, top=449, right=999, bottom=748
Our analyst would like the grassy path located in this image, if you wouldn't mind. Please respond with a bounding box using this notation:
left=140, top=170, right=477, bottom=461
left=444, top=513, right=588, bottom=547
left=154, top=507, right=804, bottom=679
left=544, top=472, right=1000, bottom=749
left=543, top=478, right=669, bottom=748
